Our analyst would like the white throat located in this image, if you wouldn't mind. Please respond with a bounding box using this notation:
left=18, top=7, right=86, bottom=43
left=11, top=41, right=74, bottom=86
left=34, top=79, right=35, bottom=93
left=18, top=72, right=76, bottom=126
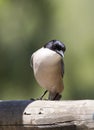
left=33, top=47, right=61, bottom=65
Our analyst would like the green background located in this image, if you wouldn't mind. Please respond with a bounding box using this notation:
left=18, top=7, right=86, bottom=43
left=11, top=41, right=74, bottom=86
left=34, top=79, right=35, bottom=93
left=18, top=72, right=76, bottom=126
left=0, top=0, right=94, bottom=100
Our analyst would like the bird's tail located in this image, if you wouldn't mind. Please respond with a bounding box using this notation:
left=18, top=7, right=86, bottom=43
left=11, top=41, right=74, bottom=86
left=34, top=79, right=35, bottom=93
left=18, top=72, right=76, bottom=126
left=48, top=92, right=62, bottom=100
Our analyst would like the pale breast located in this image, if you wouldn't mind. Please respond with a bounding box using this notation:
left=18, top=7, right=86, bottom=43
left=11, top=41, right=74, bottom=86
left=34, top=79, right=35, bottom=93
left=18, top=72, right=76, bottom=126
left=32, top=48, right=64, bottom=93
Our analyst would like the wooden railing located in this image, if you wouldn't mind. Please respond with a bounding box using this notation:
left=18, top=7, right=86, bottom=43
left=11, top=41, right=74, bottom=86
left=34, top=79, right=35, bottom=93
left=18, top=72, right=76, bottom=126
left=0, top=100, right=94, bottom=130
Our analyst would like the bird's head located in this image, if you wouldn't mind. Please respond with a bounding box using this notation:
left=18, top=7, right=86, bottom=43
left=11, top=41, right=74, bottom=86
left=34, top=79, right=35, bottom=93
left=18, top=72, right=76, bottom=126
left=44, top=40, right=66, bottom=57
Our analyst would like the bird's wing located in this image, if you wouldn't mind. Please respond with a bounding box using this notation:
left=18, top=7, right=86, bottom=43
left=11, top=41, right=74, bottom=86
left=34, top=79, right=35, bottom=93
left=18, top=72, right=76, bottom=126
left=30, top=54, right=33, bottom=68
left=61, top=59, right=64, bottom=77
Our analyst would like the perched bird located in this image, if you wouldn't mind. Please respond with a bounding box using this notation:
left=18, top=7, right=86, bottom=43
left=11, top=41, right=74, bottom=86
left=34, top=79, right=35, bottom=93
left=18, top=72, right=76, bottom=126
left=30, top=40, right=66, bottom=100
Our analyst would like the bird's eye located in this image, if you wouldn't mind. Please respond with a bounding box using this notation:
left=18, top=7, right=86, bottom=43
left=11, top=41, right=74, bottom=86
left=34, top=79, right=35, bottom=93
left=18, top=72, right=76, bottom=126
left=56, top=44, right=66, bottom=52
left=57, top=45, right=62, bottom=50
left=54, top=44, right=62, bottom=51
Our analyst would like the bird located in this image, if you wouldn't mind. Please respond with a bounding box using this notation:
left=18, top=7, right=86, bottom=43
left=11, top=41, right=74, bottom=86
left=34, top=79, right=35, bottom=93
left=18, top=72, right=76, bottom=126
left=30, top=40, right=66, bottom=100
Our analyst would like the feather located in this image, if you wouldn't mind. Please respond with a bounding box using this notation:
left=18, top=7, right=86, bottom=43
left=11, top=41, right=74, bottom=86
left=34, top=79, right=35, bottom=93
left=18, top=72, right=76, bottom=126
left=61, top=59, right=64, bottom=77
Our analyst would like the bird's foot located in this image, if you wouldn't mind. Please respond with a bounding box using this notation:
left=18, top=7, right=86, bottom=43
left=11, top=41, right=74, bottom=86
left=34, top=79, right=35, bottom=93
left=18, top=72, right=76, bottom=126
left=30, top=90, right=48, bottom=100
left=48, top=92, right=62, bottom=100
left=37, top=90, right=48, bottom=100
left=53, top=93, right=62, bottom=100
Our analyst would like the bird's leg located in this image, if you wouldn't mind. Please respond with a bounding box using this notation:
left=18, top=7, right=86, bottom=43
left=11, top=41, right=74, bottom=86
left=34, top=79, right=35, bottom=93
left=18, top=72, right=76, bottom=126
left=48, top=92, right=62, bottom=100
left=53, top=93, right=62, bottom=100
left=38, top=90, right=48, bottom=100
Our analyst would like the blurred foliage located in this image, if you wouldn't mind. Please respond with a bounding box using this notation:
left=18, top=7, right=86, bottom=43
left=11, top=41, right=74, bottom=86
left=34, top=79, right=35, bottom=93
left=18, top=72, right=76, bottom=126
left=0, top=0, right=94, bottom=100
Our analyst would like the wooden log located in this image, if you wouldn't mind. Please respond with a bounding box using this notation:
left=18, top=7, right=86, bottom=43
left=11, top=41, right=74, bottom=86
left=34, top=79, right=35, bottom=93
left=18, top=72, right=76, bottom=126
left=23, top=100, right=94, bottom=130
left=0, top=100, right=94, bottom=130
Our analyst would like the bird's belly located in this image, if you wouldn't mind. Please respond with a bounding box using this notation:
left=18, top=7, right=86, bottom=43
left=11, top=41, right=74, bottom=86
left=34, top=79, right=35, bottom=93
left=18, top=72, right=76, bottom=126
left=32, top=48, right=64, bottom=93
left=34, top=60, right=63, bottom=93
